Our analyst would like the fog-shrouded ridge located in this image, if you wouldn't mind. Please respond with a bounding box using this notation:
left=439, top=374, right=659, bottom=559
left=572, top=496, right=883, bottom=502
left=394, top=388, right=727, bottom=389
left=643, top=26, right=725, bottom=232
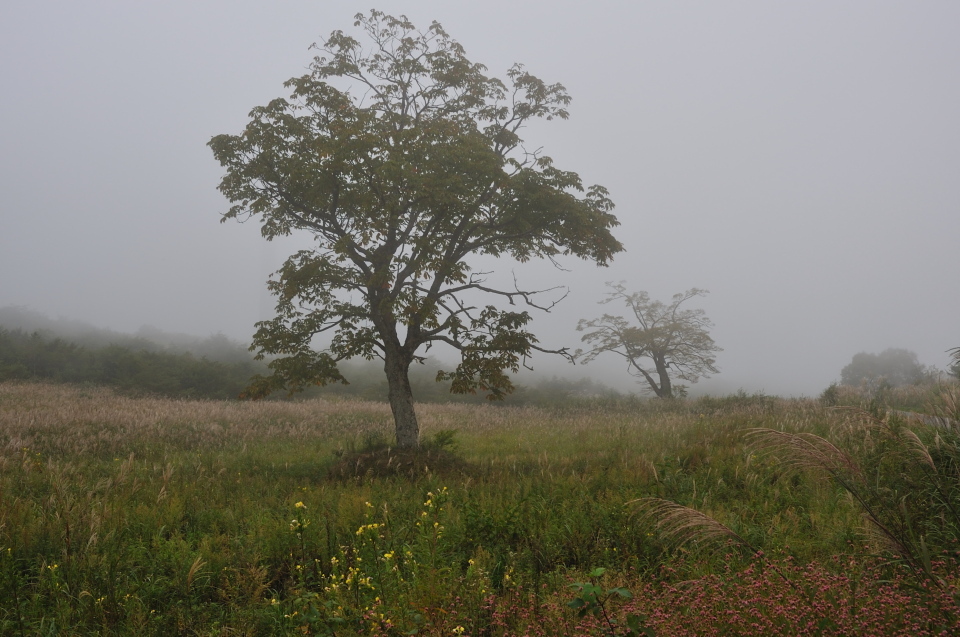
left=0, top=306, right=635, bottom=404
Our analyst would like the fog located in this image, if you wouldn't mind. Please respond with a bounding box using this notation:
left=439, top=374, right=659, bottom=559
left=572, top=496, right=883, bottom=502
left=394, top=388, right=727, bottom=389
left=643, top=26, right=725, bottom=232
left=2, top=1, right=957, bottom=398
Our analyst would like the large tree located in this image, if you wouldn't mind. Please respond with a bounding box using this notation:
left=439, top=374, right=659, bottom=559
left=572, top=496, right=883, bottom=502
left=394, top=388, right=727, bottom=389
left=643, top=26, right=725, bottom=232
left=209, top=11, right=622, bottom=447
left=576, top=284, right=721, bottom=398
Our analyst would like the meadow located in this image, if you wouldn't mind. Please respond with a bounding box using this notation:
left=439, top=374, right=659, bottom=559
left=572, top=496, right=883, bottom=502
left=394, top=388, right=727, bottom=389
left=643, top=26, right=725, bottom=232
left=1, top=381, right=958, bottom=635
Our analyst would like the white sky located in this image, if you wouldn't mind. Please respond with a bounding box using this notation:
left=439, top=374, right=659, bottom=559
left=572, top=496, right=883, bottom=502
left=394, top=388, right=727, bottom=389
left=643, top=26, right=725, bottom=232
left=1, top=1, right=958, bottom=396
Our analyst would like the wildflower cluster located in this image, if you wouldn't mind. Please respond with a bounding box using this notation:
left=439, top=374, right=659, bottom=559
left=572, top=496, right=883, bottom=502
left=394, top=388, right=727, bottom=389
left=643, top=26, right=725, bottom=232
left=355, top=522, right=384, bottom=537
left=277, top=487, right=484, bottom=635
left=417, top=486, right=449, bottom=540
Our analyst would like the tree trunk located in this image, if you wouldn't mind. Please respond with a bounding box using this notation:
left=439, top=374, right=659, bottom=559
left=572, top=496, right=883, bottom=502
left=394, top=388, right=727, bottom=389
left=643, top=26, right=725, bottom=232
left=654, top=355, right=673, bottom=399
left=384, top=346, right=419, bottom=448
left=632, top=360, right=670, bottom=398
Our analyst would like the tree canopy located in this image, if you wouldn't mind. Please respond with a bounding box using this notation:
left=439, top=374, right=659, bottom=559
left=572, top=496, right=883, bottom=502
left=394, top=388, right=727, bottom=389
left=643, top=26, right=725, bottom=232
left=840, top=348, right=929, bottom=388
left=576, top=284, right=721, bottom=398
left=208, top=11, right=622, bottom=447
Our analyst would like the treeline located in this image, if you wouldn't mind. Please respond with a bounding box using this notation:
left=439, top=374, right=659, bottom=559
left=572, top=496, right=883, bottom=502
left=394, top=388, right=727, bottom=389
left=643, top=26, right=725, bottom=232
left=0, top=321, right=622, bottom=405
left=0, top=328, right=264, bottom=400
left=0, top=307, right=254, bottom=363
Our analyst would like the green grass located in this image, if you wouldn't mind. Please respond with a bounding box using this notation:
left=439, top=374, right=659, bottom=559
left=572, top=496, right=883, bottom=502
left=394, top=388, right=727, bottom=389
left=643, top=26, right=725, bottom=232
left=1, top=381, right=958, bottom=635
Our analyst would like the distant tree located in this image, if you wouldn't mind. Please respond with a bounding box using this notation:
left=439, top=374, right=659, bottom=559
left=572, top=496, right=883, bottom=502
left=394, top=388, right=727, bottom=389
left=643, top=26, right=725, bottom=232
left=840, top=348, right=927, bottom=387
left=208, top=11, right=622, bottom=448
left=576, top=284, right=721, bottom=398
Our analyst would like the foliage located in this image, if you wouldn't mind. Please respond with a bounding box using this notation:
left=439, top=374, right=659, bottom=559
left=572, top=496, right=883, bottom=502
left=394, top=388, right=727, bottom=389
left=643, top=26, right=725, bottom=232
left=568, top=568, right=654, bottom=636
left=840, top=348, right=929, bottom=388
left=577, top=284, right=721, bottom=398
left=641, top=387, right=960, bottom=592
left=819, top=382, right=841, bottom=406
left=209, top=11, right=622, bottom=447
left=0, top=328, right=262, bottom=399
left=949, top=347, right=960, bottom=380
left=746, top=408, right=960, bottom=587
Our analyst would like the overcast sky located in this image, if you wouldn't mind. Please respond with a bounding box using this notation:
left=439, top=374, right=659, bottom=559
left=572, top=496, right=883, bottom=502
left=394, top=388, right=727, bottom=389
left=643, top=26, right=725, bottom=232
left=2, top=1, right=957, bottom=396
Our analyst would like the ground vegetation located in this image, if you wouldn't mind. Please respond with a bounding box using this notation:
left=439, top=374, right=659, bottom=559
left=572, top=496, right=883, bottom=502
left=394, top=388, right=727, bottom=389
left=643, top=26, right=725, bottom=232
left=1, top=380, right=958, bottom=634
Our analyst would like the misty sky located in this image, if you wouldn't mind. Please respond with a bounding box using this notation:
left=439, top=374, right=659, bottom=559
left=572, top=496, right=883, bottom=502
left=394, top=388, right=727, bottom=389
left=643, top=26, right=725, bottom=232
left=2, top=1, right=957, bottom=397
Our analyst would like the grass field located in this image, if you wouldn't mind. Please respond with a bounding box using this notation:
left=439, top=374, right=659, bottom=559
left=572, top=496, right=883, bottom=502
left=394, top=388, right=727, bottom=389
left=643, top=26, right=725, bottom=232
left=1, top=381, right=958, bottom=635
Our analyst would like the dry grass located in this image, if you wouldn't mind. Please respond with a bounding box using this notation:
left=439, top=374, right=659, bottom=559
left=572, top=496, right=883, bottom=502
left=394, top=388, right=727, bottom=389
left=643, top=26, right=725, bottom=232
left=0, top=381, right=393, bottom=460
left=0, top=381, right=685, bottom=486
left=746, top=428, right=863, bottom=480
left=629, top=497, right=754, bottom=551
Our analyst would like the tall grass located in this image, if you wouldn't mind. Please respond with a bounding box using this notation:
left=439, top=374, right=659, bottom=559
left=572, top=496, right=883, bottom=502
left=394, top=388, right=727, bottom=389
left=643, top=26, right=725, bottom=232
left=1, top=381, right=957, bottom=635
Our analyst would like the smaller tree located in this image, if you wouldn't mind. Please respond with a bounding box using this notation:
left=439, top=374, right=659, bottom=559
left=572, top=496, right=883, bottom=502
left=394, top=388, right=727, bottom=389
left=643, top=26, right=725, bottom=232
left=840, top=348, right=927, bottom=387
left=576, top=284, right=721, bottom=398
